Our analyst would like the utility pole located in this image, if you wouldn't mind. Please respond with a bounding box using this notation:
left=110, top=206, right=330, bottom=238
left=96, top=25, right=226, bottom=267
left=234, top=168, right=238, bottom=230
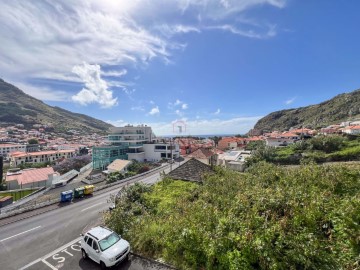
left=170, top=137, right=173, bottom=171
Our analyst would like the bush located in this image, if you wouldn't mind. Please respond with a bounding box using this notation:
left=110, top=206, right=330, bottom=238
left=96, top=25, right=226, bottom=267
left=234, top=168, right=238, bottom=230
left=308, top=135, right=345, bottom=153
left=105, top=163, right=360, bottom=269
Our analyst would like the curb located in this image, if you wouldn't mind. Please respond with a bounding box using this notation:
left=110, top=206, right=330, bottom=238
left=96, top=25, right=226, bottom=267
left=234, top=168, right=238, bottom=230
left=130, top=252, right=177, bottom=269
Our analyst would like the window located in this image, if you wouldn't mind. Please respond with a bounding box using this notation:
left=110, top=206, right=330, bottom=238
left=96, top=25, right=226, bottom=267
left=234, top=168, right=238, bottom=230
left=93, top=241, right=99, bottom=251
left=87, top=237, right=93, bottom=247
left=161, top=153, right=166, bottom=158
left=155, top=145, right=166, bottom=150
left=99, top=233, right=120, bottom=251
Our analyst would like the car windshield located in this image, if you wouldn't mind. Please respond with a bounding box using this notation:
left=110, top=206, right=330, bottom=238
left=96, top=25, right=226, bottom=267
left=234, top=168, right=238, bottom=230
left=98, top=232, right=121, bottom=251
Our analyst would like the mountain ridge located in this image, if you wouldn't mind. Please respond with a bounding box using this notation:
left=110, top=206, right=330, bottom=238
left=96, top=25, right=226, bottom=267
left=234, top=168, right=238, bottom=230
left=0, top=79, right=113, bottom=134
left=253, top=89, right=360, bottom=132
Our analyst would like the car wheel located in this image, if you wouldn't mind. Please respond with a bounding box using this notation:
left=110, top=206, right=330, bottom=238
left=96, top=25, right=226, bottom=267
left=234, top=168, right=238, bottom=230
left=100, top=261, right=107, bottom=269
left=81, top=249, right=87, bottom=260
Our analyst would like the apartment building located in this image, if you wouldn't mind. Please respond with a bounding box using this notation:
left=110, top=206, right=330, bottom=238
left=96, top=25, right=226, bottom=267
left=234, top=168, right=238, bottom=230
left=92, top=125, right=179, bottom=170
left=10, top=149, right=76, bottom=167
left=0, top=144, right=26, bottom=157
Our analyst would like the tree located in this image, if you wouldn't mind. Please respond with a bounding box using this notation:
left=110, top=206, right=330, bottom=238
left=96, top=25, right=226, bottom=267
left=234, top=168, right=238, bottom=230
left=28, top=138, right=39, bottom=145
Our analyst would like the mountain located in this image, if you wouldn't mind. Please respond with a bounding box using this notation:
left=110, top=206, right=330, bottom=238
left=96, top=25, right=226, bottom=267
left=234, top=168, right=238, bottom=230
left=253, top=89, right=360, bottom=132
left=0, top=79, right=113, bottom=134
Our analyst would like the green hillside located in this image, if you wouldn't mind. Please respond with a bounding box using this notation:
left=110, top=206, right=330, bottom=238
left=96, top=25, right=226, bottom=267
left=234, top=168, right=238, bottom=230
left=253, top=89, right=360, bottom=132
left=0, top=79, right=112, bottom=134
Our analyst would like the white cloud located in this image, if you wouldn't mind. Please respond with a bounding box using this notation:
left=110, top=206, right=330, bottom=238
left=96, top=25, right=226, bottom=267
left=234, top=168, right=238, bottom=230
left=207, top=24, right=277, bottom=39
left=175, top=109, right=184, bottom=117
left=285, top=97, right=296, bottom=105
left=214, top=108, right=221, bottom=115
left=149, top=106, right=160, bottom=115
left=174, top=99, right=182, bottom=106
left=101, top=69, right=127, bottom=77
left=12, top=82, right=69, bottom=102
left=182, top=103, right=188, bottom=110
left=71, top=62, right=118, bottom=108
left=158, top=24, right=201, bottom=37
left=0, top=0, right=286, bottom=104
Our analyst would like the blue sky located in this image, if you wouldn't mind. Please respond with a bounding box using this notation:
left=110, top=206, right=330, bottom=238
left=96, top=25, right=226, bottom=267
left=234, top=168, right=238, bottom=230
left=0, top=0, right=359, bottom=135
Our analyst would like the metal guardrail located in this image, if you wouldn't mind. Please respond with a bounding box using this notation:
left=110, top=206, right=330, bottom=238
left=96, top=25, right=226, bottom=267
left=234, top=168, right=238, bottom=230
left=0, top=163, right=172, bottom=219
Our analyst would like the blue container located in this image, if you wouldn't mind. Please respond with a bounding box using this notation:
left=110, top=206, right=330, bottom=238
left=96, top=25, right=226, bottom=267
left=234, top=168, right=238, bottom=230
left=60, top=190, right=73, bottom=202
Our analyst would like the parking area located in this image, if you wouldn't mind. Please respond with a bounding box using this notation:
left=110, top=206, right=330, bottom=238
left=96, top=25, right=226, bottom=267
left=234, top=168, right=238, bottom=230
left=20, top=238, right=172, bottom=270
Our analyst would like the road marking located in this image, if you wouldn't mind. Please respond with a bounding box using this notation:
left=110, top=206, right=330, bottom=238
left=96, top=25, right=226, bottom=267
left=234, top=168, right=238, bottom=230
left=0, top=226, right=42, bottom=242
left=42, top=259, right=57, bottom=270
left=81, top=202, right=104, bottom=212
left=19, top=237, right=82, bottom=270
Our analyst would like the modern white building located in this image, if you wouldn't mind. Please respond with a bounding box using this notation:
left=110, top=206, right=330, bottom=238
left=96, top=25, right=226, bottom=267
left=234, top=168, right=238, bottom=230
left=93, top=125, right=179, bottom=169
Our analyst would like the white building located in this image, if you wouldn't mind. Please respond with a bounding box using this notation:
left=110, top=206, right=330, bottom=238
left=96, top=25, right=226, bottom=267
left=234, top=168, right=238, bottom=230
left=107, top=125, right=155, bottom=145
left=342, top=125, right=360, bottom=135
left=10, top=150, right=76, bottom=167
left=0, top=144, right=26, bottom=157
left=217, top=150, right=251, bottom=172
left=5, top=167, right=59, bottom=190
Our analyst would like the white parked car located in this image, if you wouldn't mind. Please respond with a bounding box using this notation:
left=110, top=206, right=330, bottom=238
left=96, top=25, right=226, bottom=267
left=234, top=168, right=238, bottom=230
left=81, top=226, right=130, bottom=269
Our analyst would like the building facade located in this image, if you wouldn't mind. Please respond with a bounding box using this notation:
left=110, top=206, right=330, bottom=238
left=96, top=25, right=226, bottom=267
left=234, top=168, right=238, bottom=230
left=10, top=150, right=76, bottom=167
left=92, top=125, right=179, bottom=170
left=0, top=144, right=26, bottom=157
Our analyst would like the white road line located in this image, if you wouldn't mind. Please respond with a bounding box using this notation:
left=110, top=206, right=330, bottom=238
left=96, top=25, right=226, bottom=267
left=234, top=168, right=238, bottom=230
left=81, top=202, right=104, bottom=212
left=19, top=237, right=82, bottom=270
left=41, top=259, right=57, bottom=270
left=0, top=226, right=41, bottom=242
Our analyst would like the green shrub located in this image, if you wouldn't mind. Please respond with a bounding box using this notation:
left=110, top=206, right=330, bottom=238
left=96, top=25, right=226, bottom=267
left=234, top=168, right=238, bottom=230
left=105, top=163, right=360, bottom=270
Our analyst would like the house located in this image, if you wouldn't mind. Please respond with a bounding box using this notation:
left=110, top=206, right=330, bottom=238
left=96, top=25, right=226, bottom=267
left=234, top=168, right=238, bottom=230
left=320, top=125, right=341, bottom=135
left=217, top=150, right=251, bottom=172
left=218, top=137, right=238, bottom=150
left=342, top=125, right=360, bottom=135
left=167, top=158, right=214, bottom=183
left=187, top=148, right=217, bottom=165
left=106, top=159, right=132, bottom=174
left=5, top=167, right=59, bottom=190
left=0, top=144, right=26, bottom=157
left=9, top=149, right=76, bottom=167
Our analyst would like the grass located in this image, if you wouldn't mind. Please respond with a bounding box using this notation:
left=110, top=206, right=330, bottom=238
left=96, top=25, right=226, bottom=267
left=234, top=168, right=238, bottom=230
left=143, top=179, right=198, bottom=214
left=0, top=188, right=39, bottom=201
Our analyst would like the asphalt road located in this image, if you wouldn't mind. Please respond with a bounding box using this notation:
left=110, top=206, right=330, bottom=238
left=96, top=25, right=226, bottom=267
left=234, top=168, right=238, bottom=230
left=0, top=164, right=180, bottom=270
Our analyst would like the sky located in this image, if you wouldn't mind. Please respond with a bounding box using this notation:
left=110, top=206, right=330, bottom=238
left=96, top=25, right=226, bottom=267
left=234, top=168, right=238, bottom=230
left=1, top=0, right=360, bottom=136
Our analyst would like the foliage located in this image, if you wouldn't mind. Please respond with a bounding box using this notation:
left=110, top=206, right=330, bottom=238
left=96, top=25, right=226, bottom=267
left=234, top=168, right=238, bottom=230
left=127, top=160, right=158, bottom=174
left=308, top=135, right=345, bottom=153
left=106, top=171, right=124, bottom=184
left=245, top=145, right=276, bottom=167
left=52, top=155, right=91, bottom=174
left=19, top=162, right=50, bottom=170
left=27, top=138, right=39, bottom=145
left=245, top=140, right=265, bottom=151
left=105, top=163, right=360, bottom=269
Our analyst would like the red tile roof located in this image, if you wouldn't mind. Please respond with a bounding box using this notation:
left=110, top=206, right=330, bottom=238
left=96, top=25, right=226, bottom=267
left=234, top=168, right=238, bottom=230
left=6, top=167, right=58, bottom=185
